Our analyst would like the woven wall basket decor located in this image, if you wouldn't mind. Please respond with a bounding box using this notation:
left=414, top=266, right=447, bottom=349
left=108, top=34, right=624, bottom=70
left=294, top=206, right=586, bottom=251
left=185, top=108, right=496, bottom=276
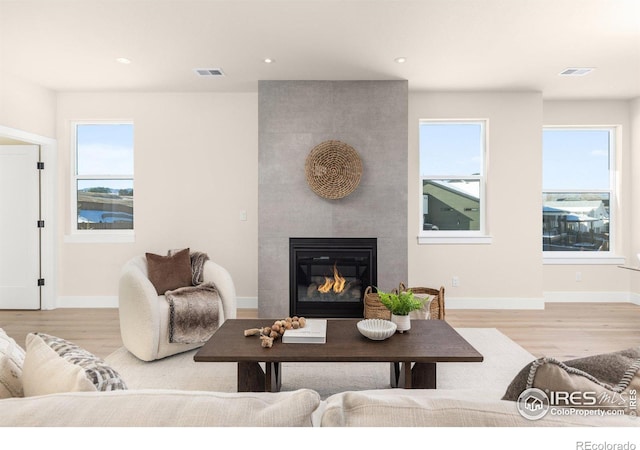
left=305, top=140, right=363, bottom=199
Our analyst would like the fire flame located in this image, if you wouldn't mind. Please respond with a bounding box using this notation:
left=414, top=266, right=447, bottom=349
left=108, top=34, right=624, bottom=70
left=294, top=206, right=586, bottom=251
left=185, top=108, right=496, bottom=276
left=318, top=264, right=346, bottom=294
left=318, top=277, right=334, bottom=293
left=332, top=266, right=345, bottom=293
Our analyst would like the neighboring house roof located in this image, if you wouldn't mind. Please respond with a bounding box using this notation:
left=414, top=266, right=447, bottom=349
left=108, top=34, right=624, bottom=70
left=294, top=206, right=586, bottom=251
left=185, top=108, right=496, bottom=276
left=543, top=200, right=607, bottom=217
left=424, top=180, right=479, bottom=223
left=426, top=180, right=479, bottom=202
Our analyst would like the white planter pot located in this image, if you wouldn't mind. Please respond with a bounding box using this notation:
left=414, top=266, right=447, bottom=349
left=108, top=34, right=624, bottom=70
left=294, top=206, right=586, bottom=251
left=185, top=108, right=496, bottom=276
left=391, top=314, right=411, bottom=333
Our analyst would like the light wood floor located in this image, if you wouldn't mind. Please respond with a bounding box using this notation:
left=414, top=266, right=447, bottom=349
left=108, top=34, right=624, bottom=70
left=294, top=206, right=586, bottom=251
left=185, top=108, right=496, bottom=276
left=1, top=303, right=639, bottom=360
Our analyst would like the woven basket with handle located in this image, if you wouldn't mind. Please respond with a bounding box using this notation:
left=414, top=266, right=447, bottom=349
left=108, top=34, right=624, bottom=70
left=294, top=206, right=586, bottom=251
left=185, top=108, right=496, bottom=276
left=363, top=286, right=391, bottom=320
left=398, top=282, right=445, bottom=320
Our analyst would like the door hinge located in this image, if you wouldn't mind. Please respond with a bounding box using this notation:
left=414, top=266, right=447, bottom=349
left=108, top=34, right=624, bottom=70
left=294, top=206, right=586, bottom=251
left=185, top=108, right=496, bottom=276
left=37, top=278, right=45, bottom=286
left=37, top=162, right=44, bottom=170
left=37, top=220, right=45, bottom=228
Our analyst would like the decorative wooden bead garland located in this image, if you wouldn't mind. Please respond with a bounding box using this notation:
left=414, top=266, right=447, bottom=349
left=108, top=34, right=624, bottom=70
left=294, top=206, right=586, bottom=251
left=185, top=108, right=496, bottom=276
left=243, top=316, right=307, bottom=348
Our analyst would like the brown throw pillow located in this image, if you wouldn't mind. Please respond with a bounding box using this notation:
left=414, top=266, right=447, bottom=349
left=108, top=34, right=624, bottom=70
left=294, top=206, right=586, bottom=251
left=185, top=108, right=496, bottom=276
left=146, top=248, right=193, bottom=295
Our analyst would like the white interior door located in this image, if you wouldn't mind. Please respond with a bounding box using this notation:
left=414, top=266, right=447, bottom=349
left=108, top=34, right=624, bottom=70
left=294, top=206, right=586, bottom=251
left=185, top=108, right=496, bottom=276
left=0, top=145, right=40, bottom=309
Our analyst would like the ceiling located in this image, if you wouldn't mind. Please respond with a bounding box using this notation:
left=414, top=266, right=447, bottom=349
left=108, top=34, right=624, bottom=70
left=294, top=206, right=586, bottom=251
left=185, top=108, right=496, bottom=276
left=1, top=0, right=639, bottom=99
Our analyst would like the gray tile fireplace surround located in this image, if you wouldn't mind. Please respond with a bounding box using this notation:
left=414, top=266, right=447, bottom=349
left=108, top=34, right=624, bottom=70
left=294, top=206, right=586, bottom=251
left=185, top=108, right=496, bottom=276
left=258, top=80, right=408, bottom=318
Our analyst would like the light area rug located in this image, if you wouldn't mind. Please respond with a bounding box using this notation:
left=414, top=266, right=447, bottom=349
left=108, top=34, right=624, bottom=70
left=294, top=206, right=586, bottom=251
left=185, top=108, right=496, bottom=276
left=105, top=328, right=535, bottom=399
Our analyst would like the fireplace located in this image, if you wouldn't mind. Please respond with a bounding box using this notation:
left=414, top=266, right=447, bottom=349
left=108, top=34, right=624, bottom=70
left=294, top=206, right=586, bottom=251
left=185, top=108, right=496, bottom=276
left=289, top=237, right=377, bottom=318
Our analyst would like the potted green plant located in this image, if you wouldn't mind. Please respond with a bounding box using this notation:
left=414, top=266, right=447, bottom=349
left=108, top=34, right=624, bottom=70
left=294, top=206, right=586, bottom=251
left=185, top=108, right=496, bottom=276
left=377, top=289, right=424, bottom=333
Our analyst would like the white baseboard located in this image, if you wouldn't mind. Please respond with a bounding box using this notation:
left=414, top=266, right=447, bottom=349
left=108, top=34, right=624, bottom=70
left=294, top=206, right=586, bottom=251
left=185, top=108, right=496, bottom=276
left=56, top=296, right=119, bottom=308
left=52, top=293, right=638, bottom=310
left=237, top=296, right=258, bottom=309
left=543, top=291, right=631, bottom=303
left=54, top=296, right=259, bottom=309
left=232, top=294, right=640, bottom=310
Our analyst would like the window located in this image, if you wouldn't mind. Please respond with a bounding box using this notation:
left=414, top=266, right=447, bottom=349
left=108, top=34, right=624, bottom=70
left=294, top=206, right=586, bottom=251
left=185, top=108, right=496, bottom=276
left=71, top=122, right=134, bottom=237
left=418, top=120, right=488, bottom=244
left=542, top=127, right=615, bottom=257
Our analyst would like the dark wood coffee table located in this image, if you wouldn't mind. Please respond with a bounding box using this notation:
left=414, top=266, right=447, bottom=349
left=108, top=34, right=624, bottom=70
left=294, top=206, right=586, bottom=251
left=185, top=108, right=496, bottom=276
left=194, top=318, right=483, bottom=392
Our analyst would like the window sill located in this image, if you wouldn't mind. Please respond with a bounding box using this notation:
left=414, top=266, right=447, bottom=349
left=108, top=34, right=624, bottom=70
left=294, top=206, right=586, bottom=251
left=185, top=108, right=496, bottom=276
left=543, top=255, right=625, bottom=265
left=64, top=232, right=135, bottom=244
left=417, top=235, right=493, bottom=245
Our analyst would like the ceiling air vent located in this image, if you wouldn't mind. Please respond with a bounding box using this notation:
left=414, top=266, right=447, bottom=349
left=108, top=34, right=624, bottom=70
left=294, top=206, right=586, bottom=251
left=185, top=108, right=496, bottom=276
left=194, top=68, right=225, bottom=77
left=559, top=68, right=594, bottom=76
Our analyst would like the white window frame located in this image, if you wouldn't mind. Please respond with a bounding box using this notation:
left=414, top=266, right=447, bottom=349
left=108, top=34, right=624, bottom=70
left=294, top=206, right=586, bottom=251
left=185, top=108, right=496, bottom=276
left=418, top=119, right=491, bottom=245
left=65, top=120, right=135, bottom=244
left=542, top=125, right=623, bottom=265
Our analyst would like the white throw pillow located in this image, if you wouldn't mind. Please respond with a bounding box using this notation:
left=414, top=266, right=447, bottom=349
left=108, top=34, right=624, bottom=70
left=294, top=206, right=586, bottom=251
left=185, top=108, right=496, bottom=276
left=22, top=332, right=127, bottom=397
left=0, top=328, right=25, bottom=398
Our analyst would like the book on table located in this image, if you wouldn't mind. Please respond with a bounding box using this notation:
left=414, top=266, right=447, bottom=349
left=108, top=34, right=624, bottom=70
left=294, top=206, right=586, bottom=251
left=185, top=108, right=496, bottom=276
left=282, top=319, right=327, bottom=344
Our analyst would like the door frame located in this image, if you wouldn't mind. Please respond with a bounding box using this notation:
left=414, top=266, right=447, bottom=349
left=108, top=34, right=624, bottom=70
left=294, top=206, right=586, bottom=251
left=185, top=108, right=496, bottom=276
left=0, top=125, right=57, bottom=310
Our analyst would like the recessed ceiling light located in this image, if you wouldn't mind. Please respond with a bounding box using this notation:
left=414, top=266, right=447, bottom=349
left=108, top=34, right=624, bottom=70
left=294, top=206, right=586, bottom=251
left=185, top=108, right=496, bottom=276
left=394, top=57, right=407, bottom=64
left=263, top=58, right=275, bottom=64
left=115, top=57, right=131, bottom=64
left=559, top=67, right=594, bottom=76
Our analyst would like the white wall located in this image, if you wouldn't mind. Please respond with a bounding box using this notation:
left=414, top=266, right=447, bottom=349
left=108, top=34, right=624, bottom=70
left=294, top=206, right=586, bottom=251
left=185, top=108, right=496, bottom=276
left=630, top=98, right=640, bottom=299
left=0, top=71, right=56, bottom=138
left=542, top=100, right=631, bottom=297
left=0, top=73, right=58, bottom=309
left=408, top=92, right=544, bottom=307
left=23, top=88, right=640, bottom=308
left=56, top=92, right=258, bottom=305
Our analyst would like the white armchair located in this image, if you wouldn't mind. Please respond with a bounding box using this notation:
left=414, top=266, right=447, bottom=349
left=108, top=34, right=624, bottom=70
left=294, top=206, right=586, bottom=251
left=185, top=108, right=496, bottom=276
left=118, top=255, right=237, bottom=361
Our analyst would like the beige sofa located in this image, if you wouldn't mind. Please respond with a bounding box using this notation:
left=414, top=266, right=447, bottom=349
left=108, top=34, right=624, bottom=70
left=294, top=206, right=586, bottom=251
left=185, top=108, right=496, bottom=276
left=0, top=389, right=321, bottom=427
left=1, top=387, right=638, bottom=427
left=319, top=388, right=639, bottom=427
